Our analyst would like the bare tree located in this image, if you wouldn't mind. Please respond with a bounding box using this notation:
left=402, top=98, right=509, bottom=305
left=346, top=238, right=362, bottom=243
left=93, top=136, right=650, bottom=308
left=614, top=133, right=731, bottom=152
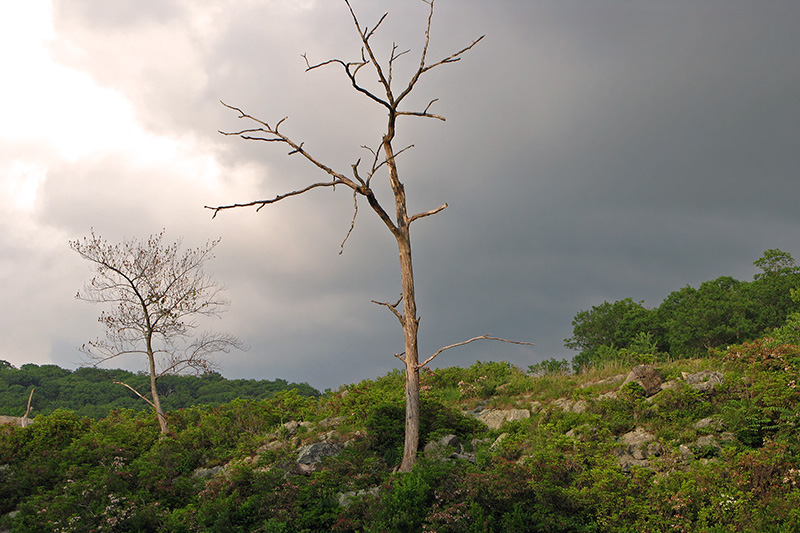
left=207, top=0, right=530, bottom=471
left=70, top=230, right=244, bottom=434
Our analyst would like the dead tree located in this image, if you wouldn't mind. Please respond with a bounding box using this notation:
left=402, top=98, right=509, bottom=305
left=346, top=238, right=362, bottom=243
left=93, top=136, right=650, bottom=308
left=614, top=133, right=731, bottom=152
left=207, top=0, right=529, bottom=471
left=70, top=230, right=243, bottom=434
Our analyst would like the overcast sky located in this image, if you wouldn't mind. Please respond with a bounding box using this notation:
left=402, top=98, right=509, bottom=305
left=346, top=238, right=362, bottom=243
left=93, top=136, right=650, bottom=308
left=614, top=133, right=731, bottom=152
left=2, top=0, right=799, bottom=391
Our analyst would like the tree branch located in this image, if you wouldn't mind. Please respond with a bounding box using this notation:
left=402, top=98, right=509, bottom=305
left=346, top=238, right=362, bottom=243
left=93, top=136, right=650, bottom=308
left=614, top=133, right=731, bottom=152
left=339, top=190, right=359, bottom=255
left=205, top=181, right=341, bottom=218
left=209, top=102, right=401, bottom=236
left=113, top=381, right=157, bottom=410
left=371, top=296, right=404, bottom=325
left=417, top=335, right=534, bottom=369
left=409, top=203, right=447, bottom=224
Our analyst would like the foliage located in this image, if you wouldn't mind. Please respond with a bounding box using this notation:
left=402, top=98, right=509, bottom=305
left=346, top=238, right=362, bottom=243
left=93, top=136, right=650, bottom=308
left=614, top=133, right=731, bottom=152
left=566, top=249, right=800, bottom=367
left=565, top=298, right=656, bottom=370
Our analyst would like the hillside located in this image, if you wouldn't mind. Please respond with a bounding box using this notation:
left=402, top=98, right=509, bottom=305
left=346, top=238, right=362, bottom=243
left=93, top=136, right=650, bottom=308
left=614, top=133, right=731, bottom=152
left=1, top=343, right=799, bottom=531
left=2, top=250, right=799, bottom=531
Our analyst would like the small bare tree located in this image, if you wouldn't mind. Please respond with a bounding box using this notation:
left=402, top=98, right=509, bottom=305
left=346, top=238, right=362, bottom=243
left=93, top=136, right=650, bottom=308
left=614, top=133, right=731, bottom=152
left=207, top=0, right=530, bottom=471
left=70, top=230, right=243, bottom=434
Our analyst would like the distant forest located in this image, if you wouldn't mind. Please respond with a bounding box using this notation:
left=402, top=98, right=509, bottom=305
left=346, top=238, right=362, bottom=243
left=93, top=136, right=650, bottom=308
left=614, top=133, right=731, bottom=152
left=0, top=361, right=319, bottom=419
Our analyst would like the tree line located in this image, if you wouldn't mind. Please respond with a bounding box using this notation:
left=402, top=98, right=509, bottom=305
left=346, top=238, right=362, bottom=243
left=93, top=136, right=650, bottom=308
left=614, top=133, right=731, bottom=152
left=565, top=249, right=800, bottom=369
left=0, top=361, right=318, bottom=420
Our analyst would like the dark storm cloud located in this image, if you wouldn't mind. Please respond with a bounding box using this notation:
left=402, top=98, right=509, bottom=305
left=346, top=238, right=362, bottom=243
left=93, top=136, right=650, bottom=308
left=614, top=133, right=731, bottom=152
left=5, top=0, right=799, bottom=389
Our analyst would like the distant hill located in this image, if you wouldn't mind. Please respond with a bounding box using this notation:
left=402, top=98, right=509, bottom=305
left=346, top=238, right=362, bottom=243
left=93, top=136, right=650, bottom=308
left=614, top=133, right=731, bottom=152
left=0, top=360, right=319, bottom=419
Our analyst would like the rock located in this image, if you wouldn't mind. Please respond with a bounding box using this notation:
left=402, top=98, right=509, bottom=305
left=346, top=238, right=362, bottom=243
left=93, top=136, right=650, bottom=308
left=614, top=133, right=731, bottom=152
left=490, top=433, right=509, bottom=451
left=471, top=438, right=492, bottom=453
left=679, top=444, right=694, bottom=461
left=684, top=371, right=724, bottom=393
left=318, top=416, right=346, bottom=428
left=623, top=365, right=663, bottom=397
left=297, top=442, right=343, bottom=465
left=257, top=440, right=287, bottom=454
left=580, top=373, right=626, bottom=388
left=660, top=380, right=680, bottom=392
left=192, top=465, right=226, bottom=479
left=0, top=415, right=25, bottom=427
left=615, top=427, right=662, bottom=471
left=475, top=408, right=529, bottom=430
left=687, top=435, right=723, bottom=460
left=424, top=434, right=461, bottom=456
left=283, top=420, right=301, bottom=436
left=566, top=424, right=597, bottom=441
left=424, top=435, right=476, bottom=463
left=693, top=417, right=723, bottom=430
left=552, top=398, right=574, bottom=411
left=338, top=487, right=380, bottom=508
left=695, top=435, right=719, bottom=448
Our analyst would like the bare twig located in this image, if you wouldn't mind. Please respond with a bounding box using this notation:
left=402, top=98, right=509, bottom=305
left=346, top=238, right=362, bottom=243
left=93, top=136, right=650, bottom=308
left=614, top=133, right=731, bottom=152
left=417, top=335, right=535, bottom=369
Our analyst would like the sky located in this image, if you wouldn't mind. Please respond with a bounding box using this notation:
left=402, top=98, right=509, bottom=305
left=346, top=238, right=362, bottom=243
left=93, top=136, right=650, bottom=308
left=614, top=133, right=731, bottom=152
left=2, top=0, right=799, bottom=391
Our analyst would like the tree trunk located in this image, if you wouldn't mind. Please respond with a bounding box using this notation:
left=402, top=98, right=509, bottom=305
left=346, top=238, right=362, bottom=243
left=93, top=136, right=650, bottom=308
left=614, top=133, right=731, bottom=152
left=397, top=234, right=420, bottom=472
left=147, top=342, right=170, bottom=434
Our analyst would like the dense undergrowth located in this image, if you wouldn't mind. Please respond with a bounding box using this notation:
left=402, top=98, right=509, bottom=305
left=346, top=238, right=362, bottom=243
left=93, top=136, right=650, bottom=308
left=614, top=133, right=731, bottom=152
left=1, top=338, right=799, bottom=532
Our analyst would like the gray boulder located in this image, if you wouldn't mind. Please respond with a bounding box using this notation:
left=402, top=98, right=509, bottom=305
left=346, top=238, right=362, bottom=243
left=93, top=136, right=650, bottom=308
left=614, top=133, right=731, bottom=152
left=297, top=442, right=343, bottom=465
